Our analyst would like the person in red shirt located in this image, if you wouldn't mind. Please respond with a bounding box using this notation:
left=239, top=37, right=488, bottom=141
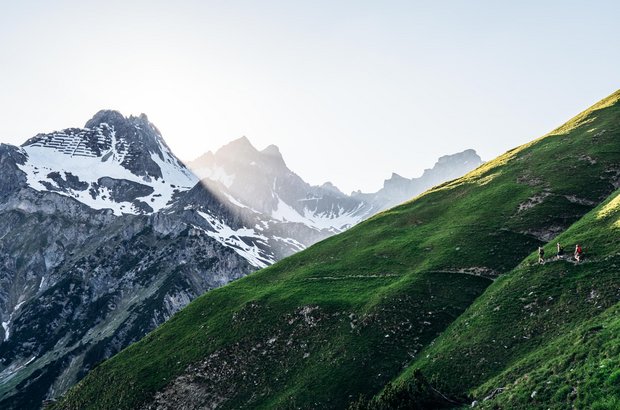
left=574, top=244, right=583, bottom=263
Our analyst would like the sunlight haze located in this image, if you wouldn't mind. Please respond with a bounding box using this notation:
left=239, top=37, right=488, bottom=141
left=1, top=0, right=618, bottom=193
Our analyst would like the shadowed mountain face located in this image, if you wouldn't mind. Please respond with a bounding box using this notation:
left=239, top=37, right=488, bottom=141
left=0, top=113, right=315, bottom=409
left=52, top=92, right=620, bottom=409
left=0, top=111, right=484, bottom=410
left=0, top=113, right=264, bottom=410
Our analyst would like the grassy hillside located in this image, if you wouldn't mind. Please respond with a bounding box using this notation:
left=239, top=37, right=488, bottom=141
left=369, top=188, right=620, bottom=409
left=53, top=90, right=620, bottom=409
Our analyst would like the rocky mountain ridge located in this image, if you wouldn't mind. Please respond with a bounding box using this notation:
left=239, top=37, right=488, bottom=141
left=50, top=90, right=620, bottom=410
left=352, top=148, right=483, bottom=210
left=188, top=136, right=373, bottom=233
left=17, top=110, right=197, bottom=215
left=0, top=115, right=261, bottom=409
left=0, top=111, right=483, bottom=409
left=187, top=137, right=483, bottom=231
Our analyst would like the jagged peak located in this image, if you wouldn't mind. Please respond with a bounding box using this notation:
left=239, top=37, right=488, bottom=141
left=228, top=136, right=255, bottom=149
left=261, top=144, right=287, bottom=168
left=382, top=172, right=411, bottom=190
left=384, top=172, right=408, bottom=183
left=213, top=137, right=290, bottom=170
left=388, top=172, right=405, bottom=180
left=436, top=149, right=481, bottom=164
left=22, top=109, right=163, bottom=149
left=262, top=144, right=281, bottom=157
left=84, top=110, right=127, bottom=129
left=215, top=136, right=259, bottom=158
left=84, top=110, right=162, bottom=137
left=320, top=181, right=344, bottom=195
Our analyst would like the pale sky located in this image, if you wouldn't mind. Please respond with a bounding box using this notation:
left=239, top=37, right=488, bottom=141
left=1, top=1, right=618, bottom=193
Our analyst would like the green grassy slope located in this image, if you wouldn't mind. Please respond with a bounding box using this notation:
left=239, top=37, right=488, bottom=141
left=53, top=91, right=620, bottom=409
left=370, top=189, right=620, bottom=409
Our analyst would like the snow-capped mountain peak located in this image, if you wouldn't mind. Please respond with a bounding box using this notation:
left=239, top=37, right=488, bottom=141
left=16, top=110, right=198, bottom=215
left=188, top=138, right=483, bottom=236
left=187, top=137, right=372, bottom=234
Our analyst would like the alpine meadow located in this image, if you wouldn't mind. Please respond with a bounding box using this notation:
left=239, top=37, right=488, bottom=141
left=52, top=91, right=620, bottom=409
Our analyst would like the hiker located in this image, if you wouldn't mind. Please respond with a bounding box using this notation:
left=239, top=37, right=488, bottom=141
left=556, top=243, right=564, bottom=259
left=574, top=244, right=583, bottom=263
left=538, top=246, right=545, bottom=264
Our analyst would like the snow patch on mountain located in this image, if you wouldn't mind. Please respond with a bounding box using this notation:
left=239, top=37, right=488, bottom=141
left=16, top=121, right=197, bottom=215
left=197, top=211, right=275, bottom=268
left=271, top=196, right=312, bottom=225
left=302, top=202, right=367, bottom=231
left=1, top=302, right=24, bottom=342
left=272, top=236, right=306, bottom=252
left=222, top=192, right=257, bottom=212
left=271, top=195, right=365, bottom=232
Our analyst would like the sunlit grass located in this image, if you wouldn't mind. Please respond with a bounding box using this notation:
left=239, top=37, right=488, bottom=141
left=53, top=90, right=620, bottom=410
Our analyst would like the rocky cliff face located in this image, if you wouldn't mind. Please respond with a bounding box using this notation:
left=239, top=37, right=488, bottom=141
left=0, top=113, right=483, bottom=409
left=0, top=114, right=290, bottom=409
left=0, top=196, right=254, bottom=409
left=18, top=110, right=197, bottom=215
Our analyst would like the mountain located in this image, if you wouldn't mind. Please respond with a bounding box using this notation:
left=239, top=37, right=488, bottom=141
left=17, top=110, right=198, bottom=215
left=187, top=136, right=373, bottom=233
left=0, top=112, right=286, bottom=409
left=353, top=149, right=483, bottom=210
left=370, top=188, right=620, bottom=410
left=0, top=110, right=482, bottom=409
left=187, top=137, right=482, bottom=232
left=53, top=91, right=620, bottom=409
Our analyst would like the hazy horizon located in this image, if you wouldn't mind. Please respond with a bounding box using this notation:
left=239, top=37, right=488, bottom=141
left=1, top=1, right=619, bottom=192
